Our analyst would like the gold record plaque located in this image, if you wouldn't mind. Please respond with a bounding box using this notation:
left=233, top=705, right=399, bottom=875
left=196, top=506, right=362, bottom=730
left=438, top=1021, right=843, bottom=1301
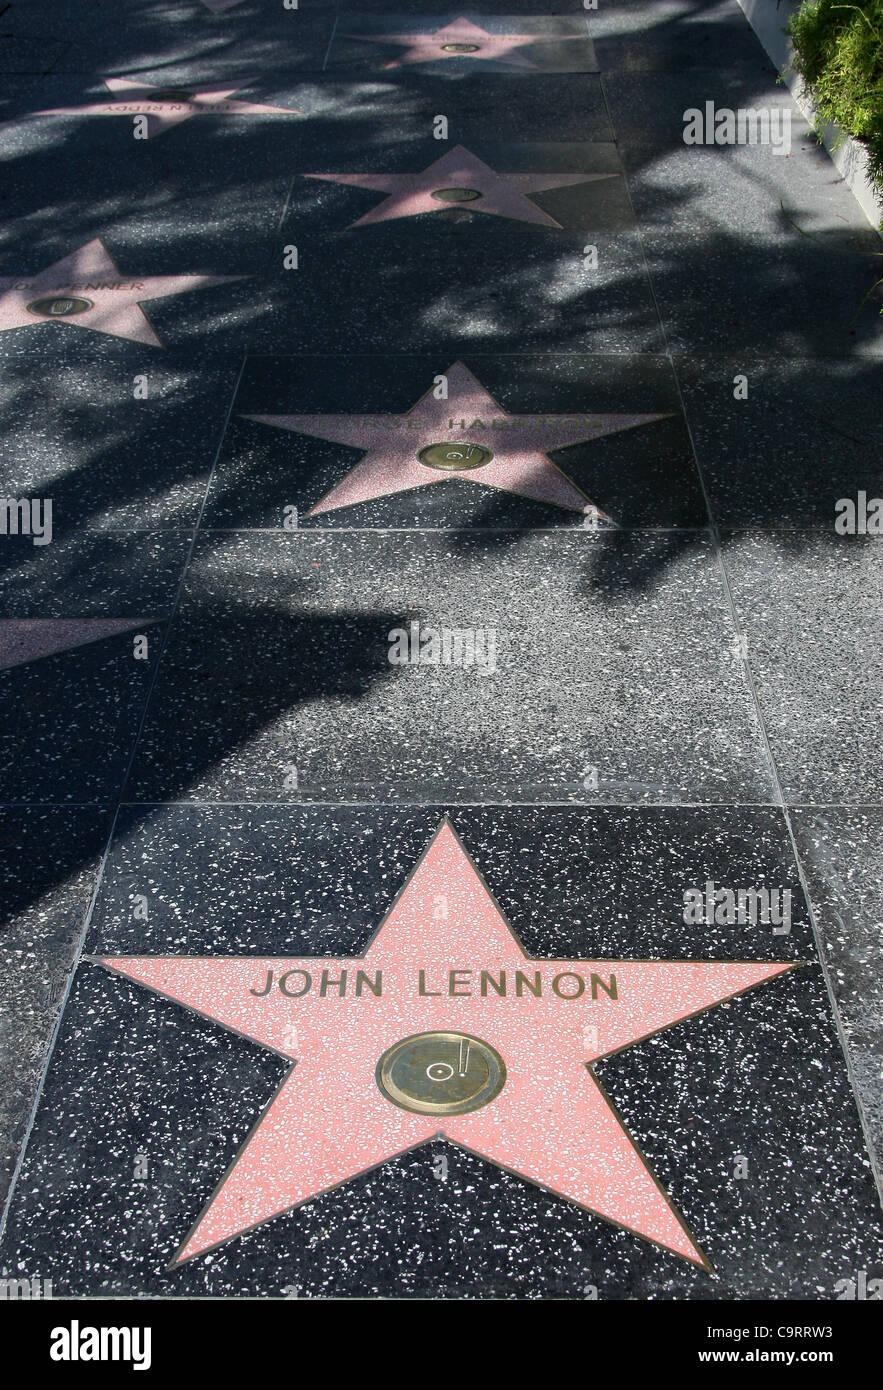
left=376, top=1030, right=506, bottom=1116
left=430, top=187, right=483, bottom=204
left=417, top=442, right=494, bottom=471
left=26, top=296, right=93, bottom=318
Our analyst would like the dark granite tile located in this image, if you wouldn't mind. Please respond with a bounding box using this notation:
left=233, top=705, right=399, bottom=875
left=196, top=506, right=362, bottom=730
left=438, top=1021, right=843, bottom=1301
left=0, top=35, right=69, bottom=74
left=0, top=124, right=291, bottom=265
left=0, top=623, right=166, bottom=803
left=38, top=10, right=337, bottom=76
left=591, top=0, right=770, bottom=72
left=602, top=68, right=802, bottom=154
left=0, top=528, right=191, bottom=611
left=724, top=531, right=883, bottom=805
left=642, top=229, right=883, bottom=359
left=791, top=808, right=883, bottom=1166
left=89, top=803, right=814, bottom=958
left=0, top=74, right=48, bottom=121
left=256, top=221, right=662, bottom=356
left=0, top=532, right=190, bottom=802
left=274, top=73, right=616, bottom=153
left=336, top=0, right=593, bottom=11
left=124, top=528, right=774, bottom=804
left=676, top=356, right=883, bottom=530
left=0, top=806, right=108, bottom=1209
left=0, top=350, right=241, bottom=530
left=0, top=110, right=293, bottom=357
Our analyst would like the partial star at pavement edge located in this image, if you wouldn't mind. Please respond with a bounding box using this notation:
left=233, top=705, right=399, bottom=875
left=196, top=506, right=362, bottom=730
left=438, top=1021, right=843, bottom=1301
left=0, top=239, right=247, bottom=346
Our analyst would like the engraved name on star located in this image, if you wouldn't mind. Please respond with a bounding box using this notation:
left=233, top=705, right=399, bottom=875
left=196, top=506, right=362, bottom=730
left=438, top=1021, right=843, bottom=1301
left=31, top=77, right=300, bottom=139
left=100, top=819, right=796, bottom=1267
left=305, top=145, right=616, bottom=229
left=343, top=17, right=569, bottom=70
left=244, top=361, right=670, bottom=517
left=0, top=239, right=246, bottom=347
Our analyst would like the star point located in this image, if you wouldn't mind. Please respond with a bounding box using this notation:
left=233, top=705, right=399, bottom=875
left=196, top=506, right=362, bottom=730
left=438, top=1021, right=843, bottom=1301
left=0, top=238, right=247, bottom=346
left=0, top=619, right=156, bottom=671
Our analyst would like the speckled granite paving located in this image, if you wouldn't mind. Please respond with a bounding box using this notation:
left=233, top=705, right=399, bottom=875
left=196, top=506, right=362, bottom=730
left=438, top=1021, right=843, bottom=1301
left=0, top=0, right=881, bottom=1302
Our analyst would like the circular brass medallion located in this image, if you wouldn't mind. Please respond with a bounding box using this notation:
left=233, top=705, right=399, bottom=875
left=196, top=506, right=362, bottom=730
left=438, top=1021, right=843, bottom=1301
left=417, top=441, right=493, bottom=471
left=430, top=187, right=482, bottom=204
left=26, top=296, right=93, bottom=318
left=441, top=43, right=481, bottom=52
left=148, top=89, right=193, bottom=102
left=376, top=1031, right=506, bottom=1116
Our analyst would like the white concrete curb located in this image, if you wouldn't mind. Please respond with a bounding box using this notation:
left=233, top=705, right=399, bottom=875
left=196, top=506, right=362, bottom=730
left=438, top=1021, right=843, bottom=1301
left=738, top=0, right=881, bottom=231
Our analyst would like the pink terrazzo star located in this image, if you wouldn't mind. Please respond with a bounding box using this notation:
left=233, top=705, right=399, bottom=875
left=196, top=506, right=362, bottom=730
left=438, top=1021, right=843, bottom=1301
left=0, top=239, right=246, bottom=347
left=0, top=619, right=154, bottom=671
left=344, top=17, right=560, bottom=70
left=245, top=361, right=669, bottom=517
left=102, top=819, right=795, bottom=1267
left=32, top=77, right=299, bottom=139
left=306, top=144, right=614, bottom=228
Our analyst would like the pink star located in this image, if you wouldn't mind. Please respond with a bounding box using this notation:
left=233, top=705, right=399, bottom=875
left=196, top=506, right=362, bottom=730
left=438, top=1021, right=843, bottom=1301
left=306, top=144, right=616, bottom=229
left=344, top=17, right=555, bottom=70
left=102, top=819, right=795, bottom=1267
left=0, top=239, right=246, bottom=347
left=31, top=77, right=300, bottom=139
left=245, top=361, right=670, bottom=517
left=0, top=620, right=154, bottom=671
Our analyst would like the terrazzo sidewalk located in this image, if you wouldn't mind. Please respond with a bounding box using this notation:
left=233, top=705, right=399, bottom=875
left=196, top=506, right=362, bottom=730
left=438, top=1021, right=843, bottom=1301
left=0, top=0, right=881, bottom=1304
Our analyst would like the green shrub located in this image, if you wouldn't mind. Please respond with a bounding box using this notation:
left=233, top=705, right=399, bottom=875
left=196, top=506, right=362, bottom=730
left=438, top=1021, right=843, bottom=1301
left=788, top=0, right=883, bottom=198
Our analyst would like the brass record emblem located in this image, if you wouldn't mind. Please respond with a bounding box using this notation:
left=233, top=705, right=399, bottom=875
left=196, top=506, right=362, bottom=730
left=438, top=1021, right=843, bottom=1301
left=26, top=296, right=93, bottom=318
left=430, top=187, right=483, bottom=204
left=417, top=442, right=493, bottom=471
left=441, top=43, right=481, bottom=52
left=376, top=1030, right=506, bottom=1116
left=147, top=89, right=193, bottom=102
